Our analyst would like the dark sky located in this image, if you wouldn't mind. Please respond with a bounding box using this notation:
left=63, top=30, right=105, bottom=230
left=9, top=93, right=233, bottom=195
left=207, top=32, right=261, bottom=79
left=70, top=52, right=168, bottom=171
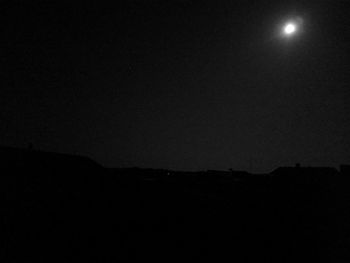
left=1, top=0, right=350, bottom=172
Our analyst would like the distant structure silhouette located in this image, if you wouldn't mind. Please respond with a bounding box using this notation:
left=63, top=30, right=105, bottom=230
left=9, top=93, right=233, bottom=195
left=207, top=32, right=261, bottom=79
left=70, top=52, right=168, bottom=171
left=340, top=165, right=350, bottom=174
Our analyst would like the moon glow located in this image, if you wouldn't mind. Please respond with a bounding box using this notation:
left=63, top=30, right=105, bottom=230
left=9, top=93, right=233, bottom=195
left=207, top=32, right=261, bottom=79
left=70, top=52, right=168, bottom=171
left=280, top=17, right=304, bottom=38
left=284, top=23, right=296, bottom=35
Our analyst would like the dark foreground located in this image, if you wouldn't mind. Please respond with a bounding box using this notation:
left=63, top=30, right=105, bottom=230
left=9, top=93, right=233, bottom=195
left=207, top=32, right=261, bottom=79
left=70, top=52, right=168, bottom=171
left=2, top=148, right=350, bottom=262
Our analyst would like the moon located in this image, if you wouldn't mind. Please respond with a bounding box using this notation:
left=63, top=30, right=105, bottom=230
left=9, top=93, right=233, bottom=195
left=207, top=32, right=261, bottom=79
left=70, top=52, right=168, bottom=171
left=284, top=23, right=296, bottom=35
left=280, top=17, right=304, bottom=38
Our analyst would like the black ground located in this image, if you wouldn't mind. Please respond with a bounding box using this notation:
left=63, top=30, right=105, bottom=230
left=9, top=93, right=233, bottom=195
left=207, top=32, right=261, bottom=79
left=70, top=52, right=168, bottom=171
left=1, top=148, right=350, bottom=262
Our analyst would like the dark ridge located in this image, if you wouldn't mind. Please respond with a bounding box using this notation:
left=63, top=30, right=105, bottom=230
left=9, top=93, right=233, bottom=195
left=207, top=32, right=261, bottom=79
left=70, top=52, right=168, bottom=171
left=0, top=146, right=102, bottom=172
left=1, top=146, right=350, bottom=262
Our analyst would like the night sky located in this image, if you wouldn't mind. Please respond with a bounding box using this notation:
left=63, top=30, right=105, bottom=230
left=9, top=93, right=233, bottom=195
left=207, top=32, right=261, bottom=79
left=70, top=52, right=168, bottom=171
left=1, top=0, right=350, bottom=172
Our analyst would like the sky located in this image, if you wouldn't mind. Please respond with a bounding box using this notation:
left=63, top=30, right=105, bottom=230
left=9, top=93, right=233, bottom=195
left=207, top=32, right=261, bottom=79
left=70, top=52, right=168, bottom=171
left=1, top=0, right=350, bottom=172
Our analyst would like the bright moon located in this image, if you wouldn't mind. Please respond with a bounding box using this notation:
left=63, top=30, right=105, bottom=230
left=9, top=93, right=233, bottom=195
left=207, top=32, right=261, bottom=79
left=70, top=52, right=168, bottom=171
left=284, top=23, right=297, bottom=35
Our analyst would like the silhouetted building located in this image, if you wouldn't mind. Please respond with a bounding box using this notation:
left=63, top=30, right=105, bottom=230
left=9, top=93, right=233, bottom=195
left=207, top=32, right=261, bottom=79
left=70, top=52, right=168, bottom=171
left=271, top=165, right=339, bottom=184
left=340, top=165, right=350, bottom=175
left=272, top=166, right=338, bottom=175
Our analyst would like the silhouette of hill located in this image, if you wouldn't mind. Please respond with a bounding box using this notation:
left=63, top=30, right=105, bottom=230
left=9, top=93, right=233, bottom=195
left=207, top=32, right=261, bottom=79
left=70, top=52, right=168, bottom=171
left=0, top=146, right=102, bottom=172
left=1, top=147, right=350, bottom=262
